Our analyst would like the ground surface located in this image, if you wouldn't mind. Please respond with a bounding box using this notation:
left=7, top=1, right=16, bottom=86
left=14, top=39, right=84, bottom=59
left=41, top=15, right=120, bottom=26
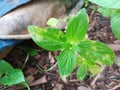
left=2, top=4, right=120, bottom=90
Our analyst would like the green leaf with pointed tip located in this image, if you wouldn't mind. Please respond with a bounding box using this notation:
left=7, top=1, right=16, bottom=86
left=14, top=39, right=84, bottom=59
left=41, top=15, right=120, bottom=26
left=66, top=8, right=88, bottom=42
left=58, top=48, right=76, bottom=81
left=89, top=0, right=120, bottom=9
left=0, top=60, right=13, bottom=76
left=0, top=69, right=25, bottom=86
left=28, top=25, right=70, bottom=51
left=78, top=40, right=115, bottom=65
left=77, top=63, right=87, bottom=80
left=111, top=14, right=120, bottom=40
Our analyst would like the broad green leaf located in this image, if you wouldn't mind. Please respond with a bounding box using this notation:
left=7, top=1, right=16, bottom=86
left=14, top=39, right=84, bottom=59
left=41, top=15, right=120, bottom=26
left=98, top=7, right=114, bottom=18
left=47, top=18, right=59, bottom=27
left=89, top=0, right=120, bottom=9
left=66, top=8, right=88, bottom=42
left=98, top=7, right=120, bottom=18
left=0, top=69, right=25, bottom=86
left=84, top=59, right=95, bottom=65
left=78, top=40, right=115, bottom=65
left=77, top=63, right=87, bottom=80
left=0, top=60, right=13, bottom=76
left=58, top=48, right=76, bottom=81
left=28, top=26, right=70, bottom=51
left=111, top=14, right=120, bottom=40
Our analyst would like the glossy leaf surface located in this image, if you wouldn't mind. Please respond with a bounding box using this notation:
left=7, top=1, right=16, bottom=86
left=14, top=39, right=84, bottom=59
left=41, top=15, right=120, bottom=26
left=66, top=9, right=88, bottom=42
left=28, top=26, right=70, bottom=51
left=58, top=48, right=76, bottom=81
left=78, top=40, right=115, bottom=65
left=0, top=69, right=25, bottom=86
left=77, top=63, right=87, bottom=80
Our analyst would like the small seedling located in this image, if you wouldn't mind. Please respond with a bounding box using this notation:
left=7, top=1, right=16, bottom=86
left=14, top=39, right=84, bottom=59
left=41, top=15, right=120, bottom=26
left=0, top=46, right=38, bottom=89
left=28, top=9, right=115, bottom=81
left=0, top=60, right=30, bottom=90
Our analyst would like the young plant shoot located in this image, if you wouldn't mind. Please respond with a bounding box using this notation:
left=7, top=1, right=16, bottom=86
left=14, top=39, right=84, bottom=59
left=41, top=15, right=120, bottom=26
left=28, top=9, right=115, bottom=82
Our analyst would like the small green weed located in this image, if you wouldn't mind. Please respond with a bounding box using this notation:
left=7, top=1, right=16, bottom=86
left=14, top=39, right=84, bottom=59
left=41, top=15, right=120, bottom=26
left=0, top=60, right=30, bottom=90
left=28, top=9, right=115, bottom=82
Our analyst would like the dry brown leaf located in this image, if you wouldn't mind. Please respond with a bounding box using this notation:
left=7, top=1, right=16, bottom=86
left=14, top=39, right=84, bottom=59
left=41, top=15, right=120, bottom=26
left=30, top=75, right=47, bottom=87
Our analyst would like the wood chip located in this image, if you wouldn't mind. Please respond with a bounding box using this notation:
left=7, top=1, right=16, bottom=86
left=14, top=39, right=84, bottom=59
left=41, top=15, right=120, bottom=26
left=30, top=75, right=47, bottom=87
left=78, top=86, right=92, bottom=90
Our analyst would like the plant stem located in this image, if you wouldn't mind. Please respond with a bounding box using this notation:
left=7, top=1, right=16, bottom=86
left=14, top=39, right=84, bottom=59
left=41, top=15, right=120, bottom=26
left=45, top=62, right=58, bottom=72
left=35, top=62, right=58, bottom=72
left=21, top=54, right=29, bottom=70
left=24, top=83, right=30, bottom=90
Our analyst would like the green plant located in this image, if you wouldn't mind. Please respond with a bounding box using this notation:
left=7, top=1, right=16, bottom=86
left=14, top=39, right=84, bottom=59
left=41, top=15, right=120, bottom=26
left=17, top=46, right=39, bottom=70
left=0, top=60, right=30, bottom=90
left=0, top=46, right=39, bottom=90
left=28, top=9, right=115, bottom=81
left=88, top=0, right=120, bottom=9
left=89, top=0, right=120, bottom=40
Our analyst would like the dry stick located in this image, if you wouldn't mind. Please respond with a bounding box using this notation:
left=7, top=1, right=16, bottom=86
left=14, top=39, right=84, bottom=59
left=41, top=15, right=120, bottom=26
left=91, top=66, right=106, bottom=86
left=21, top=54, right=29, bottom=70
left=108, top=84, right=120, bottom=90
left=29, top=76, right=47, bottom=87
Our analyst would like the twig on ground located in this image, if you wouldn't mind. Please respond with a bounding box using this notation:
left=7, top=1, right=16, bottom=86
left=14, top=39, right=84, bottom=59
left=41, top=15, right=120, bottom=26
left=108, top=84, right=120, bottom=90
left=21, top=54, right=29, bottom=70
